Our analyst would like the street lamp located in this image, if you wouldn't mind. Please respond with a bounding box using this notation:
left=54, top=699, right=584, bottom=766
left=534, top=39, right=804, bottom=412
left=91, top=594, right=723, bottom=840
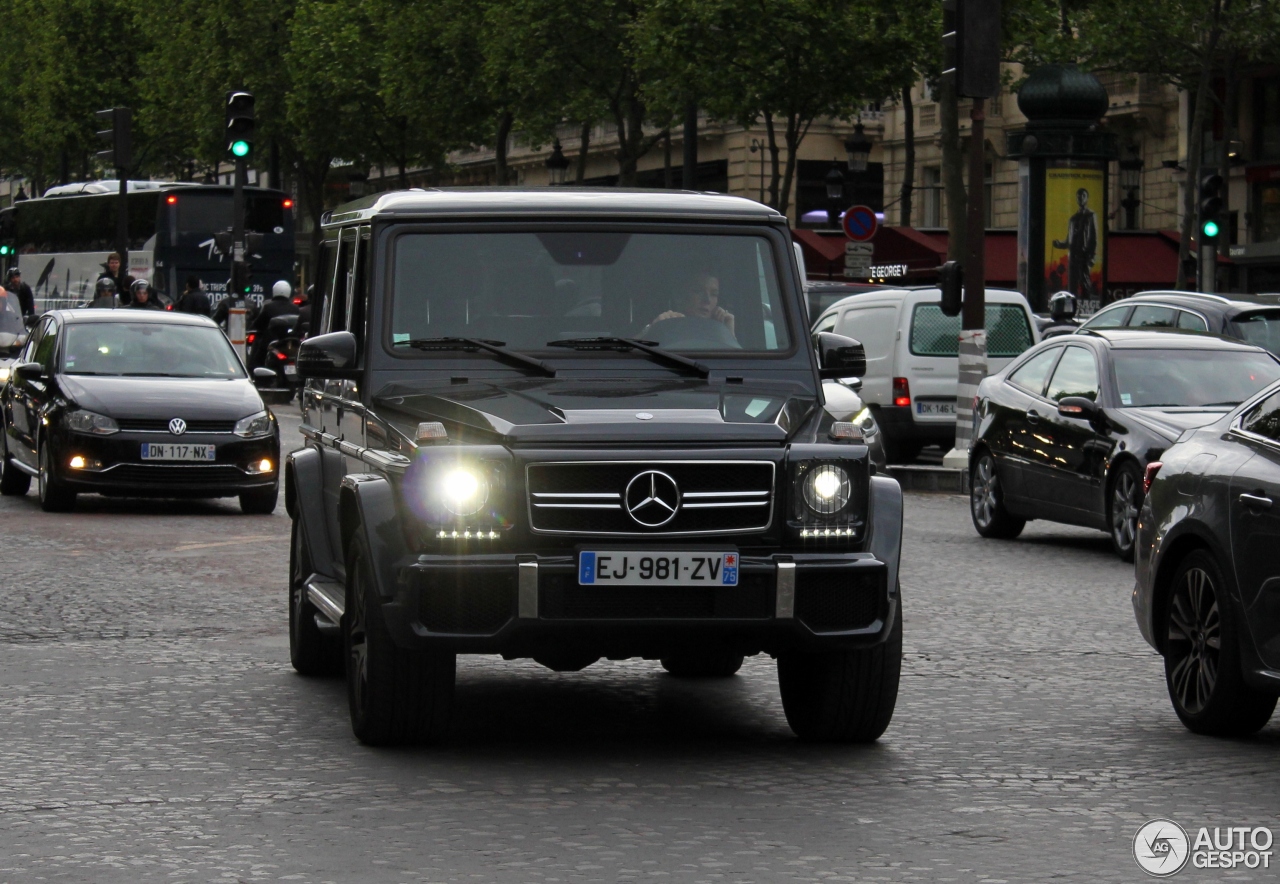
left=844, top=122, right=872, bottom=173
left=545, top=139, right=570, bottom=185
left=825, top=162, right=845, bottom=228
left=1119, top=146, right=1143, bottom=230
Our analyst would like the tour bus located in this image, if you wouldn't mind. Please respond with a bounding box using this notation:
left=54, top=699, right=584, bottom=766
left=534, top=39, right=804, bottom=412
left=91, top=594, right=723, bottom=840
left=0, top=181, right=295, bottom=311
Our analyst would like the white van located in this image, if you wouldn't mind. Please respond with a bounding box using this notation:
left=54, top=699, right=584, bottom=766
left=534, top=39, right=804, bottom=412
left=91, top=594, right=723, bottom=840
left=813, top=287, right=1039, bottom=461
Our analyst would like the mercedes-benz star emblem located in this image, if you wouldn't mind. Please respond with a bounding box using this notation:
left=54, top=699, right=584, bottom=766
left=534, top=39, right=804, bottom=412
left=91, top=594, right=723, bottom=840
left=168, top=418, right=187, bottom=436
left=624, top=470, right=680, bottom=527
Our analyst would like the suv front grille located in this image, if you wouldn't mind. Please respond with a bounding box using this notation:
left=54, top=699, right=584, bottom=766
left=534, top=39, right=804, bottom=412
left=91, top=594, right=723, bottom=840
left=527, top=461, right=775, bottom=535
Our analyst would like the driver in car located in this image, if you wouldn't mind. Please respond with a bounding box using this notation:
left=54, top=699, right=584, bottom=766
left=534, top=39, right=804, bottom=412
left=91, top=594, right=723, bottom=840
left=646, top=272, right=735, bottom=337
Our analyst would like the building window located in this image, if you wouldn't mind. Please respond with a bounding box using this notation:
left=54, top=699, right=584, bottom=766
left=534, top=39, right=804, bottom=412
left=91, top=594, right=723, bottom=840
left=1256, top=77, right=1280, bottom=160
left=990, top=93, right=1003, bottom=117
left=1255, top=182, right=1280, bottom=243
left=919, top=105, right=937, bottom=127
left=922, top=166, right=942, bottom=227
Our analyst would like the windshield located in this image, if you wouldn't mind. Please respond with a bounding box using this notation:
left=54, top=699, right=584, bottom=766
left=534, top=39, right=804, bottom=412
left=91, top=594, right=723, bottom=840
left=1112, top=349, right=1280, bottom=408
left=62, top=322, right=245, bottom=378
left=390, top=231, right=790, bottom=353
left=1230, top=310, right=1280, bottom=355
left=0, top=292, right=23, bottom=335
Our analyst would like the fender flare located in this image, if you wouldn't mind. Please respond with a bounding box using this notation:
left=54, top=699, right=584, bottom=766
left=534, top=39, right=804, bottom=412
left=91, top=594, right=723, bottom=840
left=866, top=474, right=904, bottom=599
left=285, top=447, right=339, bottom=579
left=339, top=473, right=408, bottom=601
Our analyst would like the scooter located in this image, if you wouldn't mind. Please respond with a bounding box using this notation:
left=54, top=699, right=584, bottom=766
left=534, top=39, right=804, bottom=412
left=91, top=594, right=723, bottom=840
left=260, top=314, right=303, bottom=402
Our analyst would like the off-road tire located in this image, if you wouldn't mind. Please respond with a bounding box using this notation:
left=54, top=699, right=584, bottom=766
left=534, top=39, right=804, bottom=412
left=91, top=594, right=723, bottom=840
left=289, top=518, right=342, bottom=676
left=660, top=650, right=745, bottom=677
left=37, top=439, right=76, bottom=513
left=240, top=483, right=279, bottom=515
left=1163, top=550, right=1276, bottom=737
left=344, top=532, right=455, bottom=746
left=970, top=449, right=1025, bottom=539
left=777, top=594, right=903, bottom=742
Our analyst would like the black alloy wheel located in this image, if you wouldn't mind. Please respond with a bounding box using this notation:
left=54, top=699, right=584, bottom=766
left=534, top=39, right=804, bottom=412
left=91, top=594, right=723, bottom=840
left=1108, top=462, right=1143, bottom=561
left=0, top=440, right=31, bottom=496
left=970, top=450, right=1025, bottom=539
left=289, top=518, right=342, bottom=676
left=37, top=438, right=76, bottom=513
left=344, top=532, right=455, bottom=745
left=1163, top=550, right=1276, bottom=736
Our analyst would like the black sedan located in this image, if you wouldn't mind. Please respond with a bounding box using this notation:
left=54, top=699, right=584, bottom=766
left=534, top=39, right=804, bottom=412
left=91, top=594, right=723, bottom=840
left=1134, top=380, right=1280, bottom=736
left=0, top=310, right=280, bottom=513
left=968, top=329, right=1280, bottom=559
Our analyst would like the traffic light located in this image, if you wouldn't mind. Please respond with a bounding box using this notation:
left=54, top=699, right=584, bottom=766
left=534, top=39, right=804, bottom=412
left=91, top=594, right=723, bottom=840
left=94, top=107, right=133, bottom=170
left=941, top=0, right=1002, bottom=99
left=1199, top=171, right=1224, bottom=242
left=939, top=260, right=964, bottom=317
left=225, top=90, right=255, bottom=159
left=230, top=261, right=253, bottom=298
left=0, top=245, right=12, bottom=257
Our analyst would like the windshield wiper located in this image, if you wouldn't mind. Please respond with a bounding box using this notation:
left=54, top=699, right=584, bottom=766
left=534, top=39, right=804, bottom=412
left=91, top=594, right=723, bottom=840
left=546, top=337, right=710, bottom=378
left=396, top=337, right=556, bottom=377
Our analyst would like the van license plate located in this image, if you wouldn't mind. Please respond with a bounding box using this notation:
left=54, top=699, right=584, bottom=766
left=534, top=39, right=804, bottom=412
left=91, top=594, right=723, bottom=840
left=579, top=551, right=739, bottom=586
left=140, top=443, right=216, bottom=461
left=916, top=401, right=956, bottom=416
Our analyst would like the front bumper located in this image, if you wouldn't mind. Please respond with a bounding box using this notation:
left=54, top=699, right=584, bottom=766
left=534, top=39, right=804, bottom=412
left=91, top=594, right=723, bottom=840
left=378, top=550, right=897, bottom=657
left=53, top=430, right=279, bottom=497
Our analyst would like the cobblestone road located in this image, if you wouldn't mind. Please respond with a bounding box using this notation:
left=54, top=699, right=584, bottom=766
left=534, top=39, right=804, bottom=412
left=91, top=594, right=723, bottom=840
left=1, top=410, right=1276, bottom=883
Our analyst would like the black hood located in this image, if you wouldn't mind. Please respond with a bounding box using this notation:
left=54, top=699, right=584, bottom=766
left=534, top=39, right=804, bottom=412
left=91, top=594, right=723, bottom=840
left=1115, top=406, right=1231, bottom=442
left=58, top=375, right=266, bottom=420
left=374, top=377, right=816, bottom=445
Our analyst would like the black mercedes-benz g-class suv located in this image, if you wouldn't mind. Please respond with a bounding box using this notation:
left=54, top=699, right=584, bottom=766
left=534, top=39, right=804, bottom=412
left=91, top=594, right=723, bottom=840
left=287, top=189, right=903, bottom=745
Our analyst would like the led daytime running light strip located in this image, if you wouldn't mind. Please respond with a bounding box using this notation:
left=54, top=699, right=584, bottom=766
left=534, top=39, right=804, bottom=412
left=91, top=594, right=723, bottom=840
left=437, top=529, right=501, bottom=540
left=799, top=527, right=857, bottom=538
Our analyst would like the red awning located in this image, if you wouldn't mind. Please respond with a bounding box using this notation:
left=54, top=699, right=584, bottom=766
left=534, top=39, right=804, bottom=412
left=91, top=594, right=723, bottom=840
left=924, top=230, right=1018, bottom=286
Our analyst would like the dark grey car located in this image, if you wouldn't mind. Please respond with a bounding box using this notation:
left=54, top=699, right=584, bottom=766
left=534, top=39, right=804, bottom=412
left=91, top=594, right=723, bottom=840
left=1134, top=380, right=1280, bottom=736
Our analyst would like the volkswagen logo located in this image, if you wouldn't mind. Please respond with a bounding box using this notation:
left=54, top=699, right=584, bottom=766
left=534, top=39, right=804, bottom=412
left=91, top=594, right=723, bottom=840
left=624, top=470, right=680, bottom=527
left=168, top=418, right=187, bottom=436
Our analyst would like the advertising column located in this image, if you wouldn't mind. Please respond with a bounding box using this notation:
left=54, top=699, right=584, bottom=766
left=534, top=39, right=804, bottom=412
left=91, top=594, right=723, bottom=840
left=1043, top=161, right=1106, bottom=316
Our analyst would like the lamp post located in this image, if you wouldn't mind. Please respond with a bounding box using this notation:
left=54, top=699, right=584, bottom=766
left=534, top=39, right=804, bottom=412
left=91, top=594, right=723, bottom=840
left=1119, top=147, right=1143, bottom=230
left=844, top=122, right=872, bottom=173
left=824, top=162, right=845, bottom=228
left=545, top=139, right=570, bottom=185
left=748, top=137, right=766, bottom=204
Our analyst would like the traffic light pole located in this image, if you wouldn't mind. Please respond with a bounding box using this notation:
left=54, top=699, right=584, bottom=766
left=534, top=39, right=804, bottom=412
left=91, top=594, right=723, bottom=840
left=228, top=154, right=248, bottom=361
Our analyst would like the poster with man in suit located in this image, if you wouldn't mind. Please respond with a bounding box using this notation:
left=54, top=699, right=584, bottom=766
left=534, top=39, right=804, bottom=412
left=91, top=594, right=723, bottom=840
left=1044, top=165, right=1104, bottom=309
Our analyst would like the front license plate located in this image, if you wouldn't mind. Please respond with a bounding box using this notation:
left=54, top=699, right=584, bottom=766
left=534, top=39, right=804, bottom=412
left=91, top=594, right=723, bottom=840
left=579, top=551, right=739, bottom=587
left=283, top=364, right=297, bottom=376
left=140, top=443, right=216, bottom=461
left=916, top=400, right=956, bottom=416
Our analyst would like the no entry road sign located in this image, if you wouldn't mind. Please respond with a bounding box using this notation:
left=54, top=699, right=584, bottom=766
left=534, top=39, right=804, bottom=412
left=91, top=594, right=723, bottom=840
left=841, top=205, right=878, bottom=242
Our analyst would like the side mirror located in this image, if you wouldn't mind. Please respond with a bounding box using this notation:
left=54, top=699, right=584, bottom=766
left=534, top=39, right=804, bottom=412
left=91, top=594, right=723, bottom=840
left=814, top=332, right=867, bottom=380
left=14, top=361, right=43, bottom=380
left=1057, top=395, right=1100, bottom=420
left=252, top=367, right=277, bottom=385
left=296, top=330, right=358, bottom=379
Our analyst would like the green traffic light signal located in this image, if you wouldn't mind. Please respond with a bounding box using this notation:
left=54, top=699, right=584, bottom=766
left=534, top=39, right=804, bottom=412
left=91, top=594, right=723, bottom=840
left=1202, top=219, right=1220, bottom=239
left=0, top=245, right=11, bottom=256
left=231, top=140, right=251, bottom=158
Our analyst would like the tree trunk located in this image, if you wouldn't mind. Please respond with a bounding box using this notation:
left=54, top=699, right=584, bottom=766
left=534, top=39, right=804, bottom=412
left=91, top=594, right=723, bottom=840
left=494, top=111, right=514, bottom=186
left=939, top=74, right=967, bottom=261
left=575, top=121, right=591, bottom=183
left=663, top=131, right=672, bottom=188
left=764, top=111, right=781, bottom=210
left=778, top=115, right=802, bottom=219
left=1176, top=19, right=1222, bottom=290
left=900, top=83, right=915, bottom=228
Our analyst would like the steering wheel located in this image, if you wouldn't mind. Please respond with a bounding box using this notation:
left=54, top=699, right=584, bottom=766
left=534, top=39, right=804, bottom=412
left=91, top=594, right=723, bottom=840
left=645, top=316, right=742, bottom=350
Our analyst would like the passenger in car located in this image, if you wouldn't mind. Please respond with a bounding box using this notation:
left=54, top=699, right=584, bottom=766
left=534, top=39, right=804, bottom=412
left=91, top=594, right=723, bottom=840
left=646, top=271, right=735, bottom=335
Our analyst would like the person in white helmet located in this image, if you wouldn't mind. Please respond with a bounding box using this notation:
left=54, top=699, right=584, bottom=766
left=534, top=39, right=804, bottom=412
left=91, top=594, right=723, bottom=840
left=250, top=280, right=300, bottom=368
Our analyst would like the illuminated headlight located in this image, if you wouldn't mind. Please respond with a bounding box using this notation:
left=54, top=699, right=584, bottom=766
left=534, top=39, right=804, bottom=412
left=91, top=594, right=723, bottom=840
left=233, top=411, right=273, bottom=438
left=66, top=409, right=119, bottom=435
left=852, top=407, right=879, bottom=438
left=440, top=467, right=489, bottom=517
left=0, top=366, right=9, bottom=383
left=802, top=464, right=851, bottom=515
left=247, top=458, right=274, bottom=474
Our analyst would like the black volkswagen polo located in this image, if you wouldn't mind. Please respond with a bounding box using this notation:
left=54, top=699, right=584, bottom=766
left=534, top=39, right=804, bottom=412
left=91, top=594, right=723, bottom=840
left=968, top=329, right=1280, bottom=559
left=0, top=310, right=280, bottom=513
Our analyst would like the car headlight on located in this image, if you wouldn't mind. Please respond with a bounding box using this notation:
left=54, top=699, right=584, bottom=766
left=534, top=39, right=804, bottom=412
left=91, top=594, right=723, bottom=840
left=802, top=464, right=851, bottom=515
left=852, top=407, right=879, bottom=438
left=0, top=366, right=9, bottom=383
left=66, top=409, right=119, bottom=435
left=440, top=467, right=489, bottom=517
left=233, top=410, right=273, bottom=438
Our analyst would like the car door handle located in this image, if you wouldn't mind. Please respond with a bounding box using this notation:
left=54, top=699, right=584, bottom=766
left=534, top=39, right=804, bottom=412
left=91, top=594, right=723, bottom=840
left=1239, top=493, right=1273, bottom=511
left=1026, top=409, right=1042, bottom=424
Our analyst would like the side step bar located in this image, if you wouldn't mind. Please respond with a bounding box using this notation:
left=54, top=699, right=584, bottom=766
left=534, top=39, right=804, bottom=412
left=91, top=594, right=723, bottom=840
left=306, top=577, right=345, bottom=630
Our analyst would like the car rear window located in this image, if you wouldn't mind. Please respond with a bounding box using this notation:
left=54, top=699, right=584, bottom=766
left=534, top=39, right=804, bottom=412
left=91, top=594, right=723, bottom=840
left=1231, top=310, right=1280, bottom=356
left=909, top=303, right=1033, bottom=357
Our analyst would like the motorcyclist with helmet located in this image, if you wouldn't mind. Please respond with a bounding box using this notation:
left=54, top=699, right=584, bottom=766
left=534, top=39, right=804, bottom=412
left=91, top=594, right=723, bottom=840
left=127, top=279, right=164, bottom=310
left=87, top=277, right=120, bottom=309
left=249, top=280, right=299, bottom=368
left=1040, top=291, right=1082, bottom=338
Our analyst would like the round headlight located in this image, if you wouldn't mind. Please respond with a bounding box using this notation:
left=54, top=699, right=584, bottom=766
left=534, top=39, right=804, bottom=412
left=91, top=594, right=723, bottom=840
left=440, top=467, right=489, bottom=517
left=802, top=464, right=850, bottom=515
